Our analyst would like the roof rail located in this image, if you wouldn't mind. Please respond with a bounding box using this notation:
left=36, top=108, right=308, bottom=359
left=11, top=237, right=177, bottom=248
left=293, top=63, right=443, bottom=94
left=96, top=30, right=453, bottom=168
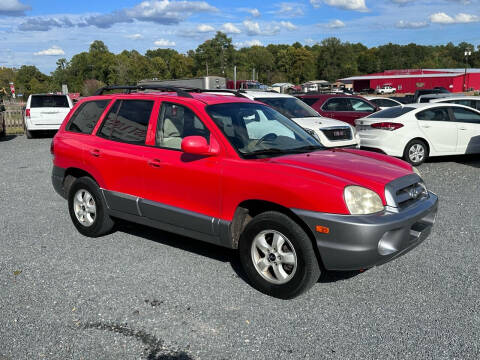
left=94, top=85, right=194, bottom=98
left=185, top=88, right=247, bottom=98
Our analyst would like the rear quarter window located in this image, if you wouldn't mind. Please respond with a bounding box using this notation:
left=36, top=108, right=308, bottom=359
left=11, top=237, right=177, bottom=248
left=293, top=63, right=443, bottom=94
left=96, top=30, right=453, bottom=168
left=30, top=95, right=70, bottom=108
left=66, top=100, right=110, bottom=134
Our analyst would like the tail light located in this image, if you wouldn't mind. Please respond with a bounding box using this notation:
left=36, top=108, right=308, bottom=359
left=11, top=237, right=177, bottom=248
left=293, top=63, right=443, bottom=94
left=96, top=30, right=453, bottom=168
left=371, top=122, right=404, bottom=131
left=25, top=109, right=30, bottom=118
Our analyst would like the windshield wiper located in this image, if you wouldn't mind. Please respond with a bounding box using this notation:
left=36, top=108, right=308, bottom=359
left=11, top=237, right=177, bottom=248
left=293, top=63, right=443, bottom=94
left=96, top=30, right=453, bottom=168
left=244, top=145, right=323, bottom=158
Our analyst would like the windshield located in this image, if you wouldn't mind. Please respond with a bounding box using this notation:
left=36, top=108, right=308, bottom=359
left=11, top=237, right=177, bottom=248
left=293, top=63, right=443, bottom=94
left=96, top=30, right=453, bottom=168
left=206, top=102, right=324, bottom=159
left=255, top=97, right=319, bottom=119
left=31, top=95, right=69, bottom=108
left=368, top=106, right=415, bottom=118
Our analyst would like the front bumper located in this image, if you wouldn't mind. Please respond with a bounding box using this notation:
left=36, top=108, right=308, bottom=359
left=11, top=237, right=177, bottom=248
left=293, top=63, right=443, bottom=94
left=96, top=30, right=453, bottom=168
left=292, top=192, right=438, bottom=271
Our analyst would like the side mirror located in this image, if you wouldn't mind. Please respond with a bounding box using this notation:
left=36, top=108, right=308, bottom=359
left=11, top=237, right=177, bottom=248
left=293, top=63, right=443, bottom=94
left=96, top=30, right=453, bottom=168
left=181, top=136, right=219, bottom=156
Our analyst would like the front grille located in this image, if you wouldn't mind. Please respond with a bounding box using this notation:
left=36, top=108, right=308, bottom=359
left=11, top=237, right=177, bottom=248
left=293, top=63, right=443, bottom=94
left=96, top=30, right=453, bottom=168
left=321, top=127, right=352, bottom=141
left=385, top=174, right=428, bottom=212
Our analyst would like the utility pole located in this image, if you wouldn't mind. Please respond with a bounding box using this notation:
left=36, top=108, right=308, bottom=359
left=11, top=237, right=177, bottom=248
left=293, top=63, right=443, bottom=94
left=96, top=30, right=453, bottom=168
left=252, top=68, right=255, bottom=81
left=464, top=48, right=472, bottom=92
left=234, top=66, right=237, bottom=90
left=206, top=61, right=209, bottom=76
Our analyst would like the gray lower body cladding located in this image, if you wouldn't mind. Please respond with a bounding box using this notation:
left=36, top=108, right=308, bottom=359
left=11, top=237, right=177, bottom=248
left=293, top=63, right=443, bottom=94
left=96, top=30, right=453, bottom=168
left=292, top=192, right=438, bottom=271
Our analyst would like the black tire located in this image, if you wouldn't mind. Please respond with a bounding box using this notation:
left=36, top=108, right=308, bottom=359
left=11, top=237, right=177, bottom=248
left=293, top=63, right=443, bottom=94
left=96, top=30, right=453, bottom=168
left=403, top=139, right=428, bottom=166
left=68, top=176, right=115, bottom=237
left=25, top=127, right=34, bottom=139
left=239, top=211, right=321, bottom=299
left=0, top=121, right=5, bottom=137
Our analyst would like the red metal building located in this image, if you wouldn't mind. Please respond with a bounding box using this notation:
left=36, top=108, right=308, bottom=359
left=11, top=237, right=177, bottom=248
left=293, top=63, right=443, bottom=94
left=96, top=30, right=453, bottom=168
left=340, top=69, right=480, bottom=93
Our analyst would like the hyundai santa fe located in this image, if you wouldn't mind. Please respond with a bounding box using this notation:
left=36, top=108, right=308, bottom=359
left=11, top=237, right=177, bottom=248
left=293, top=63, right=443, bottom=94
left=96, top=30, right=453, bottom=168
left=51, top=85, right=438, bottom=299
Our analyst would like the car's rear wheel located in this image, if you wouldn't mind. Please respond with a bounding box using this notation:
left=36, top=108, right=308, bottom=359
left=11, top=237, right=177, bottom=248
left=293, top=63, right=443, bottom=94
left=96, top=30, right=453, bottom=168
left=68, top=176, right=114, bottom=237
left=239, top=211, right=321, bottom=299
left=404, top=139, right=428, bottom=166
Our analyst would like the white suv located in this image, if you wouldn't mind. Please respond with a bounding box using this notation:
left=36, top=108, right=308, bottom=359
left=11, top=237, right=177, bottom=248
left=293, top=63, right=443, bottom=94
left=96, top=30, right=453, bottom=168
left=376, top=86, right=396, bottom=95
left=235, top=91, right=359, bottom=148
left=24, top=94, right=73, bottom=138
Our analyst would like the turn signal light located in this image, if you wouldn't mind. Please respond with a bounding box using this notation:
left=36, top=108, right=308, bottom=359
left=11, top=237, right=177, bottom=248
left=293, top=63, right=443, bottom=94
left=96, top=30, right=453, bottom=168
left=371, top=122, right=404, bottom=131
left=25, top=109, right=31, bottom=118
left=315, top=225, right=330, bottom=234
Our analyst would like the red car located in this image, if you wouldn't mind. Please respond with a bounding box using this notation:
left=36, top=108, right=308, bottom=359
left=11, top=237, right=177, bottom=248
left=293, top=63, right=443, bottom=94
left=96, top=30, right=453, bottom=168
left=51, top=85, right=438, bottom=299
left=296, top=94, right=378, bottom=126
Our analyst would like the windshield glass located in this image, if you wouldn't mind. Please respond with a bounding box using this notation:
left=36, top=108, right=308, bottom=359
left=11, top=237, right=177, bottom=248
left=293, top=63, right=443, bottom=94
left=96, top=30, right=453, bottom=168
left=255, top=97, right=319, bottom=118
left=368, top=106, right=415, bottom=118
left=206, top=102, right=324, bottom=159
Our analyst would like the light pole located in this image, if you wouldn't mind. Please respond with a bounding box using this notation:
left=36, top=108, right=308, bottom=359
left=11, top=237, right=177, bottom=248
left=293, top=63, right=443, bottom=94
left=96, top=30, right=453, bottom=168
left=464, top=48, right=472, bottom=92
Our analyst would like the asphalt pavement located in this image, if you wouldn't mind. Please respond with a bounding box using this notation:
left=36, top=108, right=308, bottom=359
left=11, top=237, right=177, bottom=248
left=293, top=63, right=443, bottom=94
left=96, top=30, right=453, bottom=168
left=0, top=134, right=479, bottom=359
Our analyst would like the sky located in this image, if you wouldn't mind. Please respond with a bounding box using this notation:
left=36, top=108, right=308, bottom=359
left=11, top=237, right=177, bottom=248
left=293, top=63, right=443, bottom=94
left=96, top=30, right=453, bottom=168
left=0, top=0, right=479, bottom=73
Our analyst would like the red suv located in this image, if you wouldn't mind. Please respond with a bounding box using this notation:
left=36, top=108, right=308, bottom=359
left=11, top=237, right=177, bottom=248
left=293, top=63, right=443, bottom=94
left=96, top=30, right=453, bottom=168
left=296, top=94, right=378, bottom=125
left=51, top=85, right=438, bottom=299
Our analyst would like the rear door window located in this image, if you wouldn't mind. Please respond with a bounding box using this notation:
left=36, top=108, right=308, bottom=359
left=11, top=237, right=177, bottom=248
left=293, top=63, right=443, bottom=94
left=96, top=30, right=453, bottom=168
left=349, top=98, right=375, bottom=112
left=66, top=100, right=110, bottom=134
left=99, top=100, right=154, bottom=145
left=368, top=107, right=415, bottom=118
left=322, top=98, right=350, bottom=111
left=416, top=108, right=451, bottom=121
left=452, top=107, right=480, bottom=124
left=31, top=95, right=69, bottom=108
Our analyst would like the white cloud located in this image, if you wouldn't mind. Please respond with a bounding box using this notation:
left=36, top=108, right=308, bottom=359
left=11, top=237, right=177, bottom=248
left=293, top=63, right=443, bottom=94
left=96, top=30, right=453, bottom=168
left=0, top=0, right=30, bottom=16
left=304, top=38, right=317, bottom=45
left=221, top=22, right=241, bottom=34
left=325, top=19, right=345, bottom=28
left=235, top=39, right=263, bottom=48
left=280, top=21, right=298, bottom=31
left=248, top=8, right=261, bottom=17
left=125, top=33, right=143, bottom=40
left=34, top=46, right=65, bottom=56
left=243, top=20, right=280, bottom=36
left=273, top=3, right=305, bottom=17
left=310, top=0, right=368, bottom=12
left=154, top=38, right=176, bottom=47
left=396, top=20, right=428, bottom=28
left=197, top=24, right=215, bottom=32
left=430, top=12, right=480, bottom=24
left=26, top=0, right=220, bottom=30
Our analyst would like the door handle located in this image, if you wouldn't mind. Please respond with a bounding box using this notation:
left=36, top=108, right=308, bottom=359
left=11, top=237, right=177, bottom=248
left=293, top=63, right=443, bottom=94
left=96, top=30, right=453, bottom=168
left=421, top=125, right=431, bottom=129
left=148, top=159, right=162, bottom=168
left=459, top=127, right=468, bottom=130
left=90, top=149, right=100, bottom=157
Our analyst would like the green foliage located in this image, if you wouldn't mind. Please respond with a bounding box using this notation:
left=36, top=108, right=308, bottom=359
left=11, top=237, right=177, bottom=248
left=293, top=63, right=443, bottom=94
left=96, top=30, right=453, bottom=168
left=3, top=35, right=477, bottom=98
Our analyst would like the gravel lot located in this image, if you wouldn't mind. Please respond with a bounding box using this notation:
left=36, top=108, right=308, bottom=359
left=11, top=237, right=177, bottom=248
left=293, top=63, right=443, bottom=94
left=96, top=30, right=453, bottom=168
left=1, top=134, right=479, bottom=360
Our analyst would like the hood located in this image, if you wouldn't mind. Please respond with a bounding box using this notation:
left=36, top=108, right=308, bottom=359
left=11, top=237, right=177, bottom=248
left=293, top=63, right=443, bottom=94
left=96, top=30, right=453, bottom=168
left=292, top=116, right=352, bottom=129
left=270, top=148, right=412, bottom=195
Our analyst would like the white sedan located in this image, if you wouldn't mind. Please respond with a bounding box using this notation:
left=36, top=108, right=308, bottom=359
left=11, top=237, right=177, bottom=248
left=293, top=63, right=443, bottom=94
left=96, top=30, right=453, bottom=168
left=355, top=103, right=480, bottom=165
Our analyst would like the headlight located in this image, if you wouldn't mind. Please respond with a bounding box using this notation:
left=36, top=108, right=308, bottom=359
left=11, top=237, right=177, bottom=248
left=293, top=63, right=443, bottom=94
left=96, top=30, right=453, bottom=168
left=412, top=166, right=421, bottom=177
left=344, top=186, right=384, bottom=215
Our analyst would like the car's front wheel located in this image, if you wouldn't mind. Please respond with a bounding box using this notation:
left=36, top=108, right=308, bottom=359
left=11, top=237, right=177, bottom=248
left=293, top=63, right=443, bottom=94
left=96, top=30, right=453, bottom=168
left=68, top=176, right=115, bottom=237
left=403, top=139, right=428, bottom=166
left=239, top=211, right=321, bottom=299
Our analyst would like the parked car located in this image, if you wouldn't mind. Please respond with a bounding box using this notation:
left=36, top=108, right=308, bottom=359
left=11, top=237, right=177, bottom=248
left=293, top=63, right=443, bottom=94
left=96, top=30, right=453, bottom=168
left=417, top=93, right=461, bottom=103
left=24, top=94, right=73, bottom=138
left=430, top=96, right=480, bottom=110
left=0, top=101, right=5, bottom=137
left=51, top=85, right=438, bottom=299
left=355, top=103, right=480, bottom=165
left=375, top=86, right=396, bottom=95
left=364, top=96, right=403, bottom=110
left=295, top=94, right=378, bottom=126
left=228, top=91, right=359, bottom=148
left=413, top=88, right=450, bottom=103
